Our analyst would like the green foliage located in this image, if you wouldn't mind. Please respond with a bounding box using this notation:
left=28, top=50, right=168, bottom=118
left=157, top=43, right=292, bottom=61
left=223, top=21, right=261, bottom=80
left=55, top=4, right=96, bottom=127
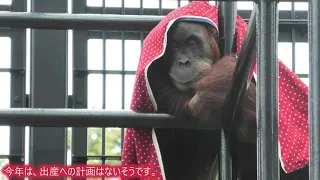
left=68, top=127, right=122, bottom=165
left=83, top=127, right=122, bottom=180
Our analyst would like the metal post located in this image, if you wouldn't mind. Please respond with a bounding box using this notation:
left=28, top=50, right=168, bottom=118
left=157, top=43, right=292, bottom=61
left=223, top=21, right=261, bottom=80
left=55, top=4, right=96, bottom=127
left=29, top=1, right=68, bottom=180
left=218, top=2, right=237, bottom=180
left=308, top=0, right=320, bottom=178
left=71, top=1, right=88, bottom=180
left=9, top=2, right=27, bottom=180
left=120, top=0, right=126, bottom=159
left=256, top=0, right=279, bottom=180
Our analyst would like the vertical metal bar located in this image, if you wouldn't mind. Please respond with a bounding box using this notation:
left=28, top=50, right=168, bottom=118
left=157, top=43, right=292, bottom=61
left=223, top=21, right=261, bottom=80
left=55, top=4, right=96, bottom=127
left=140, top=0, right=143, bottom=14
left=121, top=0, right=125, bottom=14
left=308, top=0, right=320, bottom=178
left=256, top=0, right=279, bottom=180
left=102, top=0, right=106, bottom=170
left=158, top=0, right=162, bottom=15
left=9, top=0, right=27, bottom=172
left=291, top=2, right=296, bottom=72
left=119, top=0, right=126, bottom=157
left=218, top=2, right=237, bottom=55
left=139, top=0, right=144, bottom=42
left=219, top=131, right=232, bottom=180
left=71, top=1, right=88, bottom=180
left=218, top=2, right=237, bottom=180
left=29, top=1, right=68, bottom=180
left=120, top=37, right=126, bottom=155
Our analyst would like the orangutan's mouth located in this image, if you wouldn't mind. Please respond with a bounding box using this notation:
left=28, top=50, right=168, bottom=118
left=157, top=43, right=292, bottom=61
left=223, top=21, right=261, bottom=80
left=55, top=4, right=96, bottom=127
left=170, top=71, right=204, bottom=85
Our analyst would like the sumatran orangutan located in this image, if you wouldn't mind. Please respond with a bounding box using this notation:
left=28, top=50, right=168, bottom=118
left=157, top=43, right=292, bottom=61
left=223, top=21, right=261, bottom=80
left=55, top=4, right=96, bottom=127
left=148, top=21, right=309, bottom=180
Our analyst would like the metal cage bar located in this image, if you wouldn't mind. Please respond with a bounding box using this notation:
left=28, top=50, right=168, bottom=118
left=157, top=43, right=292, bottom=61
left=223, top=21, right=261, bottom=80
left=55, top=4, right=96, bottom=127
left=9, top=0, right=27, bottom=170
left=218, top=1, right=237, bottom=180
left=71, top=1, right=88, bottom=180
left=84, top=6, right=307, bottom=19
left=0, top=5, right=11, bottom=11
left=256, top=0, right=280, bottom=180
left=101, top=0, right=107, bottom=168
left=0, top=108, right=221, bottom=129
left=291, top=2, right=297, bottom=73
left=221, top=5, right=257, bottom=131
left=219, top=4, right=257, bottom=180
left=0, top=11, right=307, bottom=31
left=308, top=0, right=320, bottom=179
left=119, top=0, right=126, bottom=166
left=29, top=1, right=68, bottom=178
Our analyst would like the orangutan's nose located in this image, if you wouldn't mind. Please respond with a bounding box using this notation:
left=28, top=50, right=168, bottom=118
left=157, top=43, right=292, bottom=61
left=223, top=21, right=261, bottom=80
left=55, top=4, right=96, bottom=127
left=178, top=59, right=191, bottom=68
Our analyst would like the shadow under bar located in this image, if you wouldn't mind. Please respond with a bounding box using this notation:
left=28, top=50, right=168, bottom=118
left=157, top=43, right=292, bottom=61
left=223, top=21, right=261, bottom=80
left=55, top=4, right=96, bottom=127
left=0, top=12, right=307, bottom=31
left=0, top=108, right=221, bottom=129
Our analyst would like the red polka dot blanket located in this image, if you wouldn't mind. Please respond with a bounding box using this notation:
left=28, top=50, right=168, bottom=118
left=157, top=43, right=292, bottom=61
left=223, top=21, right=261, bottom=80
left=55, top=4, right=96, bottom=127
left=121, top=1, right=309, bottom=179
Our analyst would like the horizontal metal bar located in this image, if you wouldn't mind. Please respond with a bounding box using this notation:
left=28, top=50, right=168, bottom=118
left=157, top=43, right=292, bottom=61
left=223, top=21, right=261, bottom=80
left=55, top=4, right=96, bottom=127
left=0, top=68, right=25, bottom=74
left=74, top=155, right=121, bottom=160
left=0, top=108, right=221, bottom=129
left=86, top=6, right=307, bottom=17
left=0, top=155, right=23, bottom=159
left=0, top=5, right=10, bottom=11
left=202, top=0, right=308, bottom=1
left=0, top=12, right=162, bottom=31
left=74, top=69, right=136, bottom=76
left=276, top=19, right=307, bottom=25
left=297, top=73, right=308, bottom=78
left=0, top=12, right=307, bottom=31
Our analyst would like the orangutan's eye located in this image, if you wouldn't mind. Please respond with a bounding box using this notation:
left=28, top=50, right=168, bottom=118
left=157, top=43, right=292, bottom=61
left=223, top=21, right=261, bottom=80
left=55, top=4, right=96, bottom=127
left=187, top=40, right=196, bottom=47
